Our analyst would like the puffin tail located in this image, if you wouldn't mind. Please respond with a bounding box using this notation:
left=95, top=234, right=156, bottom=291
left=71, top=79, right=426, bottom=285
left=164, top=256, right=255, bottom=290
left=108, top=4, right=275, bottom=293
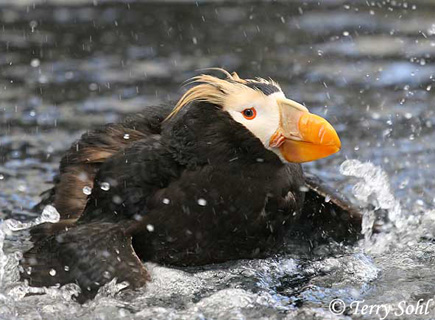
left=21, top=222, right=150, bottom=303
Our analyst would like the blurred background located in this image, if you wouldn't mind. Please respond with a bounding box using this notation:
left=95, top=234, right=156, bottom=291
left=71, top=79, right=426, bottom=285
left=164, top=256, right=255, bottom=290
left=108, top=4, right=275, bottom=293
left=1, top=0, right=435, bottom=319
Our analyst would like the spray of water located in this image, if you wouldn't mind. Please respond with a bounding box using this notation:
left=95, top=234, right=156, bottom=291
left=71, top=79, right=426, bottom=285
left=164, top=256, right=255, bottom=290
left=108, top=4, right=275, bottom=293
left=340, top=159, right=435, bottom=254
left=0, top=205, right=64, bottom=298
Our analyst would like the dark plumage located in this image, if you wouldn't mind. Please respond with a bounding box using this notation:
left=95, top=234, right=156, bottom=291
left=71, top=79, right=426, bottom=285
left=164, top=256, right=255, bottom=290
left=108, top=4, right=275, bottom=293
left=21, top=71, right=361, bottom=302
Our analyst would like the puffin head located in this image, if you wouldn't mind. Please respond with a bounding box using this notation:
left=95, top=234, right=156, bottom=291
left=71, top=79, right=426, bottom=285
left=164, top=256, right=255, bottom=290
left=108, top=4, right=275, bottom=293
left=168, top=69, right=341, bottom=163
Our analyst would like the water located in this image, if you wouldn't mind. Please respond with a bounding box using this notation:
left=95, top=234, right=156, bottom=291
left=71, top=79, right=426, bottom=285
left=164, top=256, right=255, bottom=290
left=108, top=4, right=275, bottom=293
left=1, top=0, right=435, bottom=319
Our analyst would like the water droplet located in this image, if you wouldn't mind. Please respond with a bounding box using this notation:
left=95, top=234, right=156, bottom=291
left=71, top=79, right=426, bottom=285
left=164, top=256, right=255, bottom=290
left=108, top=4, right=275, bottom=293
left=100, top=182, right=110, bottom=191
left=49, top=269, right=56, bottom=276
left=30, top=59, right=40, bottom=67
left=41, top=205, right=60, bottom=223
left=162, top=198, right=170, bottom=205
left=89, top=83, right=98, bottom=91
left=133, top=214, right=143, bottom=221
left=371, top=112, right=380, bottom=120
left=83, top=186, right=92, bottom=195
left=14, top=251, right=23, bottom=260
left=38, top=75, right=48, bottom=84
left=123, top=134, right=130, bottom=140
left=29, top=20, right=37, bottom=32
left=399, top=178, right=409, bottom=189
left=299, top=186, right=309, bottom=192
left=146, top=224, right=154, bottom=232
left=112, top=195, right=122, bottom=204
left=197, top=198, right=207, bottom=206
left=65, top=71, right=74, bottom=80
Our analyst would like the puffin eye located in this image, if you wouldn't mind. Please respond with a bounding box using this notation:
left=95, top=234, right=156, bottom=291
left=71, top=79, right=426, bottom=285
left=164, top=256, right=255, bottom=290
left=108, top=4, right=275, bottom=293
left=241, top=108, right=257, bottom=120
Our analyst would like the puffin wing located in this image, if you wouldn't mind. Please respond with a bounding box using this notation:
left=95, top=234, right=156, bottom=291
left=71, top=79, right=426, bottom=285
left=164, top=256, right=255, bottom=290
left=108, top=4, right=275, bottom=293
left=21, top=222, right=149, bottom=302
left=298, top=172, right=362, bottom=242
left=34, top=105, right=173, bottom=220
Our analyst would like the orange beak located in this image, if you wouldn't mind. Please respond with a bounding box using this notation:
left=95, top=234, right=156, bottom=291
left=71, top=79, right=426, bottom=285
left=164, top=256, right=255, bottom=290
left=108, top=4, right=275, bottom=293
left=269, top=98, right=341, bottom=163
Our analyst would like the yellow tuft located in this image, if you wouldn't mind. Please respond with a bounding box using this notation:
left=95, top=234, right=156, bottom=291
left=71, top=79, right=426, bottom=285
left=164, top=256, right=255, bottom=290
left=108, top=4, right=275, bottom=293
left=166, top=68, right=280, bottom=120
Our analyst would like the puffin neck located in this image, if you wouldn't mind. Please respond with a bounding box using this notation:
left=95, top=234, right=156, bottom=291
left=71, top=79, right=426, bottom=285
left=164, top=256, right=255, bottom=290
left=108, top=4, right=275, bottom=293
left=161, top=102, right=282, bottom=168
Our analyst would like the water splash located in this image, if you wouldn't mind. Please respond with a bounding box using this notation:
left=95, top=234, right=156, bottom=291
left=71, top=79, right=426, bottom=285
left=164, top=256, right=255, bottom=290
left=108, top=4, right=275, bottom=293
left=3, top=205, right=60, bottom=233
left=340, top=160, right=403, bottom=227
left=340, top=159, right=435, bottom=255
left=0, top=206, right=60, bottom=293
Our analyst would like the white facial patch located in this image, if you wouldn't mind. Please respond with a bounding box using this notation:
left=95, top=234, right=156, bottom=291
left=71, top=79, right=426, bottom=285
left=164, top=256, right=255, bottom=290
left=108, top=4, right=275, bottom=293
left=223, top=91, right=286, bottom=147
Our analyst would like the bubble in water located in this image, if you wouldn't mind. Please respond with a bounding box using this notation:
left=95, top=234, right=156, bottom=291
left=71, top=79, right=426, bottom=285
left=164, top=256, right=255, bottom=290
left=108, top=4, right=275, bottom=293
left=83, top=186, right=92, bottom=195
left=162, top=198, right=170, bottom=205
left=123, top=134, right=130, bottom=140
left=49, top=269, right=56, bottom=276
left=100, top=182, right=110, bottom=191
left=146, top=224, right=154, bottom=232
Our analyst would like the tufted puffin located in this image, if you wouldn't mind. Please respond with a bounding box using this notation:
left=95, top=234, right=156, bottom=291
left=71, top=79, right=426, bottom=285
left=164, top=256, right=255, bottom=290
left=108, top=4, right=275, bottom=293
left=21, top=69, right=362, bottom=302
